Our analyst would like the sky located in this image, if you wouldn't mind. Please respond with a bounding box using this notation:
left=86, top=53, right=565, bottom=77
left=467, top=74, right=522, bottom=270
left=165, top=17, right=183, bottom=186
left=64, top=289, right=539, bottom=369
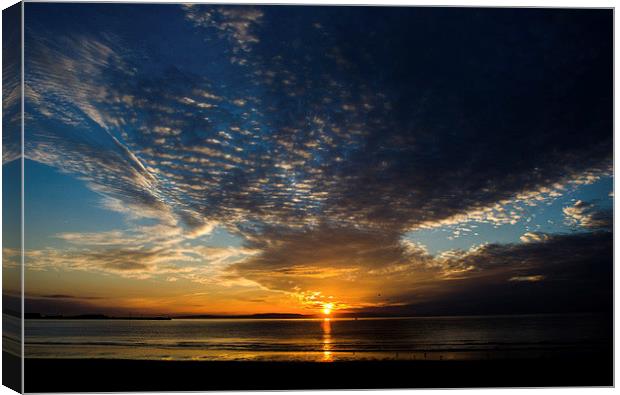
left=3, top=4, right=613, bottom=316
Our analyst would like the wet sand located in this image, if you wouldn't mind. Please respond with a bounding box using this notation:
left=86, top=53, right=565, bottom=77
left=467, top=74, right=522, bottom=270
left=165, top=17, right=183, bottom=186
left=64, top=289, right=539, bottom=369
left=22, top=351, right=612, bottom=392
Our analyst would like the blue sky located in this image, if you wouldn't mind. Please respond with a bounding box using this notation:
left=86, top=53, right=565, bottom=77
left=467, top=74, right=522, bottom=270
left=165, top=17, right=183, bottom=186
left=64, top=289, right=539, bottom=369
left=9, top=4, right=612, bottom=316
left=406, top=175, right=613, bottom=254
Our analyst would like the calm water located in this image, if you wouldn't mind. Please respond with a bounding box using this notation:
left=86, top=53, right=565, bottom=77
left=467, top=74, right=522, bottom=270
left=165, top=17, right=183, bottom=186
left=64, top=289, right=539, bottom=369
left=24, top=314, right=611, bottom=362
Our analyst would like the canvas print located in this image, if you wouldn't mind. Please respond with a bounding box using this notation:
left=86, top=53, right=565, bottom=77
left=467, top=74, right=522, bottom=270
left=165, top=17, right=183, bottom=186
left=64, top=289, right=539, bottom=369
left=2, top=2, right=614, bottom=392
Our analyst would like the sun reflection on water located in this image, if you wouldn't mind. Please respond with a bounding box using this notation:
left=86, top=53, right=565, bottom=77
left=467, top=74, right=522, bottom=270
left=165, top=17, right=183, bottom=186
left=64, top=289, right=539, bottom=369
left=321, top=318, right=333, bottom=362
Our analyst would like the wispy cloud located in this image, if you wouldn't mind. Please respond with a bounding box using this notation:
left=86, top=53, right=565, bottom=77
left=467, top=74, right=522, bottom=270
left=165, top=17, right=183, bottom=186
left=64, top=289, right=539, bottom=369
left=22, top=5, right=612, bottom=314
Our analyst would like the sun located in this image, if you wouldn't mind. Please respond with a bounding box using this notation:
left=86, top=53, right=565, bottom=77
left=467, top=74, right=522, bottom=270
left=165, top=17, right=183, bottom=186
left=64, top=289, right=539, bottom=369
left=322, top=303, right=334, bottom=315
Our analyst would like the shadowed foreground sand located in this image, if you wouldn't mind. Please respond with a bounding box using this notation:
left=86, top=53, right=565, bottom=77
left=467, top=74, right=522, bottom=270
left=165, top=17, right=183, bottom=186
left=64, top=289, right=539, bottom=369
left=20, top=350, right=612, bottom=392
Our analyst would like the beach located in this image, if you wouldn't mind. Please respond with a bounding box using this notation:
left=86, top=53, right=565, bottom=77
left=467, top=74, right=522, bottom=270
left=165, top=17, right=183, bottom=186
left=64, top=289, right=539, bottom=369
left=22, top=353, right=612, bottom=392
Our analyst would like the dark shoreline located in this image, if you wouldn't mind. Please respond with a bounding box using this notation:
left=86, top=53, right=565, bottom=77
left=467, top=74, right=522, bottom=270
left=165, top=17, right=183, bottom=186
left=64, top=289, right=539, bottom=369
left=21, top=352, right=613, bottom=392
left=23, top=311, right=612, bottom=320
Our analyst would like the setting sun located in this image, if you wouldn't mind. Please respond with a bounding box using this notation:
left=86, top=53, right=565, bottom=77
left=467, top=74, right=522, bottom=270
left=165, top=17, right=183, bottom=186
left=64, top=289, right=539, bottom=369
left=322, top=303, right=334, bottom=315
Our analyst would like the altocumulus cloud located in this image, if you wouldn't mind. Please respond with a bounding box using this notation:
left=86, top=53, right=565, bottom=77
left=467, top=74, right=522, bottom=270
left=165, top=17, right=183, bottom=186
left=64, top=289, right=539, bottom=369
left=21, top=5, right=612, bottom=314
left=563, top=200, right=613, bottom=230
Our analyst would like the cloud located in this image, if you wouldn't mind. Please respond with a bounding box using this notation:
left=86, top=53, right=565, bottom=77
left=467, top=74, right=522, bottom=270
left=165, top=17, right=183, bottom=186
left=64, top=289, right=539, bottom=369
left=519, top=232, right=550, bottom=243
left=25, top=231, right=258, bottom=286
left=509, top=275, right=545, bottom=282
left=227, top=224, right=611, bottom=313
left=563, top=200, right=612, bottom=229
left=25, top=246, right=178, bottom=276
left=182, top=5, right=263, bottom=64
left=26, top=8, right=613, bottom=237
left=2, top=5, right=22, bottom=165
left=182, top=219, right=219, bottom=239
left=23, top=5, right=612, bottom=313
left=363, top=231, right=611, bottom=315
left=225, top=226, right=432, bottom=309
left=56, top=230, right=137, bottom=246
left=36, top=294, right=105, bottom=300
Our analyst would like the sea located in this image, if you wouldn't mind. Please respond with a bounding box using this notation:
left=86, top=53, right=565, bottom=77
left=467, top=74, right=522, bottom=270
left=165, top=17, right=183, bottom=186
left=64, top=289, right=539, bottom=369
left=23, top=313, right=611, bottom=362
